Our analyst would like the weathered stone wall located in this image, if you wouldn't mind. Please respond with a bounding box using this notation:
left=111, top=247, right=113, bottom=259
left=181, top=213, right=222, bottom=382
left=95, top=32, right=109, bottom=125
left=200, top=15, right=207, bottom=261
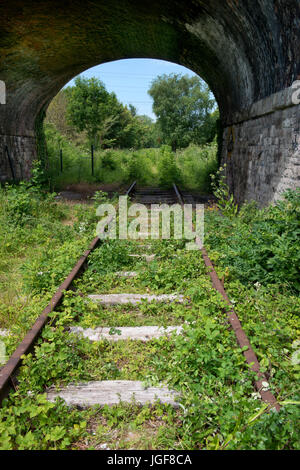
left=0, top=134, right=36, bottom=182
left=222, top=86, right=300, bottom=206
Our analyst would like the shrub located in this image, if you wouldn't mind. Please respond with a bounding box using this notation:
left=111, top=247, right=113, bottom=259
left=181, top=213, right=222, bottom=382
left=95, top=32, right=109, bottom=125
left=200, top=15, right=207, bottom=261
left=205, top=188, right=300, bottom=293
left=159, top=145, right=182, bottom=188
left=101, top=151, right=116, bottom=170
left=210, top=164, right=238, bottom=217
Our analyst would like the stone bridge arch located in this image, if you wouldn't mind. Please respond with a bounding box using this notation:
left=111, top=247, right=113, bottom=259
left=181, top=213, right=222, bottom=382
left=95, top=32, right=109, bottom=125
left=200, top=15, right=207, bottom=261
left=0, top=0, right=299, bottom=205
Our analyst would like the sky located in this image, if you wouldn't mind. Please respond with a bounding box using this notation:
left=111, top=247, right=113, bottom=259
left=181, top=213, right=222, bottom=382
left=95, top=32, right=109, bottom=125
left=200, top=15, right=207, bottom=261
left=65, top=59, right=200, bottom=120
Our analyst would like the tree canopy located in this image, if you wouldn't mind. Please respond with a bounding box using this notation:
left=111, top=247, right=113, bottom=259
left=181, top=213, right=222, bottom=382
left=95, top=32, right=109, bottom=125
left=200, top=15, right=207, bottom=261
left=148, top=73, right=218, bottom=150
left=46, top=73, right=218, bottom=152
left=65, top=77, right=123, bottom=148
left=63, top=76, right=159, bottom=149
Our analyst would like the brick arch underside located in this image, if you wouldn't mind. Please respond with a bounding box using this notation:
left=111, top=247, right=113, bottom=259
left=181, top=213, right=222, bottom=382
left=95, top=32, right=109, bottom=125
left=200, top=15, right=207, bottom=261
left=0, top=0, right=299, bottom=205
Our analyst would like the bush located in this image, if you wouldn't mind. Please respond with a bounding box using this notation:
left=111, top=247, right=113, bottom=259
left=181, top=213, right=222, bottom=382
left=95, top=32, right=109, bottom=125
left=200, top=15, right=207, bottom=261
left=0, top=178, right=62, bottom=228
left=176, top=142, right=218, bottom=192
left=158, top=145, right=182, bottom=188
left=205, top=188, right=300, bottom=293
left=101, top=151, right=117, bottom=170
left=126, top=153, right=148, bottom=184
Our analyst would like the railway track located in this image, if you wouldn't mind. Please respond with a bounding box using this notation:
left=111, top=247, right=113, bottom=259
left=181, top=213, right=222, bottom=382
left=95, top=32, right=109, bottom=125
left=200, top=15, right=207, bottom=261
left=130, top=185, right=214, bottom=207
left=0, top=182, right=280, bottom=449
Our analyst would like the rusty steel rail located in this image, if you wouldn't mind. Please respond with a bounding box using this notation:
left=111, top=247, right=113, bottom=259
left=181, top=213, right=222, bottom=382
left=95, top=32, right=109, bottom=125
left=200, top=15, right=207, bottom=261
left=126, top=180, right=136, bottom=196
left=172, top=182, right=184, bottom=205
left=0, top=182, right=136, bottom=406
left=173, top=183, right=280, bottom=412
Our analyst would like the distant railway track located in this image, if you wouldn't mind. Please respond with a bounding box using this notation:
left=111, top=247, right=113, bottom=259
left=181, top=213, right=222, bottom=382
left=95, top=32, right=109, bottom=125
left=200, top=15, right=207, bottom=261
left=0, top=183, right=279, bottom=414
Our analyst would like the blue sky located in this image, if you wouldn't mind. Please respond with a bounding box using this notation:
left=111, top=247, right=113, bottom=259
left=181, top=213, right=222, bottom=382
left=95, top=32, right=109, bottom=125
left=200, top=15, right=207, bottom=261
left=65, top=59, right=200, bottom=120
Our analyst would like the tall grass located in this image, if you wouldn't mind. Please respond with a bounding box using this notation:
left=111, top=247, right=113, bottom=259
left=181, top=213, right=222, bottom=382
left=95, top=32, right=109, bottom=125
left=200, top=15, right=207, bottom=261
left=176, top=143, right=218, bottom=192
left=45, top=124, right=218, bottom=192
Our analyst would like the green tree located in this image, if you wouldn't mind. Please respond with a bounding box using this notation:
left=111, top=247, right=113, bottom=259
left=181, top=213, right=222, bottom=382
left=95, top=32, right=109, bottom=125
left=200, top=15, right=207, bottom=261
left=66, top=77, right=122, bottom=149
left=128, top=104, right=137, bottom=117
left=148, top=73, right=217, bottom=151
left=105, top=106, right=142, bottom=149
left=108, top=109, right=160, bottom=150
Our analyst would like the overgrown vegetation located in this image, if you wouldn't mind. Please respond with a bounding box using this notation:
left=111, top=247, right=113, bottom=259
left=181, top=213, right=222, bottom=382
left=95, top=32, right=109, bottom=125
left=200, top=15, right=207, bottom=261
left=46, top=124, right=218, bottom=191
left=44, top=72, right=219, bottom=192
left=207, top=171, right=300, bottom=293
left=0, top=172, right=299, bottom=449
left=0, top=165, right=97, bottom=337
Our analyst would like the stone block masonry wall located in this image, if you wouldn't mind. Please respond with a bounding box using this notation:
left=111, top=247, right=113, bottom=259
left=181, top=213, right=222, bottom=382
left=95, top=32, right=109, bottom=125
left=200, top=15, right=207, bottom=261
left=222, top=86, right=300, bottom=207
left=0, top=134, right=36, bottom=182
